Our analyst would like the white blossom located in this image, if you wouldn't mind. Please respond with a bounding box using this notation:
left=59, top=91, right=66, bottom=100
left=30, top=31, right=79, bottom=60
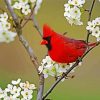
left=86, top=17, right=100, bottom=41
left=1, top=21, right=11, bottom=30
left=0, top=88, right=5, bottom=99
left=64, top=0, right=85, bottom=25
left=0, top=13, right=10, bottom=30
left=0, top=29, right=17, bottom=43
left=12, top=2, right=22, bottom=9
left=39, top=56, right=76, bottom=80
left=64, top=6, right=83, bottom=25
left=86, top=21, right=95, bottom=31
left=12, top=78, right=21, bottom=85
left=0, top=13, right=17, bottom=43
left=28, top=84, right=36, bottom=90
left=11, top=0, right=37, bottom=16
left=4, top=95, right=20, bottom=100
left=58, top=64, right=68, bottom=73
left=0, top=12, right=8, bottom=22
left=20, top=81, right=36, bottom=90
left=92, top=26, right=100, bottom=37
left=68, top=0, right=85, bottom=7
left=64, top=4, right=71, bottom=18
left=10, top=86, right=21, bottom=98
left=78, top=62, right=82, bottom=66
left=0, top=79, right=36, bottom=99
left=21, top=88, right=33, bottom=99
left=22, top=4, right=31, bottom=15
left=97, top=35, right=100, bottom=41
left=66, top=17, right=83, bottom=25
left=38, top=65, right=44, bottom=74
left=43, top=69, right=49, bottom=78
left=10, top=0, right=42, bottom=15
left=93, top=17, right=100, bottom=25
left=69, top=6, right=81, bottom=19
left=5, top=84, right=13, bottom=92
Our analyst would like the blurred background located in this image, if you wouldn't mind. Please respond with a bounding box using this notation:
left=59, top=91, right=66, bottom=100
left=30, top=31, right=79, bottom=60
left=0, top=0, right=100, bottom=100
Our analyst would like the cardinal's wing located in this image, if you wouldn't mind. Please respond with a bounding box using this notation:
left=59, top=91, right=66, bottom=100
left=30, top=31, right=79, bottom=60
left=57, top=34, right=87, bottom=57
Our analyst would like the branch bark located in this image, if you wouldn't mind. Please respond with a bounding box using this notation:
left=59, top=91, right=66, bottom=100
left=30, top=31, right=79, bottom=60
left=31, top=13, right=43, bottom=37
left=31, top=10, right=44, bottom=100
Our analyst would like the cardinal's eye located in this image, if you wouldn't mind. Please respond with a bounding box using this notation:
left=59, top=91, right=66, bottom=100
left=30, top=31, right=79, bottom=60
left=43, top=37, right=46, bottom=40
left=43, top=36, right=51, bottom=41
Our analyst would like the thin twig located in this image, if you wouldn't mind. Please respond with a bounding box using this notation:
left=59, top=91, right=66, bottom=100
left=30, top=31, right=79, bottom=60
left=31, top=13, right=43, bottom=37
left=21, top=16, right=32, bottom=28
left=42, top=42, right=100, bottom=100
left=21, top=5, right=35, bottom=28
left=23, top=17, right=32, bottom=20
left=4, top=0, right=39, bottom=74
left=88, top=0, right=96, bottom=21
left=86, top=0, right=96, bottom=43
left=63, top=32, right=68, bottom=35
left=84, top=9, right=89, bottom=12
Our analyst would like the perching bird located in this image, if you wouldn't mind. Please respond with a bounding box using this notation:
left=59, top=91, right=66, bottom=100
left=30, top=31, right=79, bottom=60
left=41, top=24, right=96, bottom=64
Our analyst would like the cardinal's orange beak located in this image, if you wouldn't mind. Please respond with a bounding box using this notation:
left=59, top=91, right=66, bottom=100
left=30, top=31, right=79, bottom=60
left=41, top=39, right=48, bottom=45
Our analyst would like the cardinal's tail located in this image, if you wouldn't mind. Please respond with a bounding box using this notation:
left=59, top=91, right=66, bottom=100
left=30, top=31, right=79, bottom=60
left=43, top=24, right=55, bottom=37
left=88, top=42, right=97, bottom=47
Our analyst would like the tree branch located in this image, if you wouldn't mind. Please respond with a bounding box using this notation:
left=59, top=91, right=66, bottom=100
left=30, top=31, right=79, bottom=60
left=4, top=0, right=39, bottom=74
left=86, top=0, right=96, bottom=43
left=31, top=9, right=44, bottom=100
left=42, top=42, right=100, bottom=100
left=21, top=14, right=32, bottom=28
left=31, top=13, right=43, bottom=37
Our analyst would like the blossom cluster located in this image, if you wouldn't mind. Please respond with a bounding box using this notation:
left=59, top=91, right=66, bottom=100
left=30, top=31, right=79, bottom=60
left=11, top=0, right=43, bottom=15
left=0, top=79, right=36, bottom=100
left=38, top=56, right=75, bottom=80
left=0, top=12, right=17, bottom=43
left=11, top=0, right=36, bottom=15
left=64, top=0, right=85, bottom=25
left=86, top=17, right=100, bottom=41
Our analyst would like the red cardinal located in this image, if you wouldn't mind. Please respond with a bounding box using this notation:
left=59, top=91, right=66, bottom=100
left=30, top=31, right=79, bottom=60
left=41, top=24, right=95, bottom=64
